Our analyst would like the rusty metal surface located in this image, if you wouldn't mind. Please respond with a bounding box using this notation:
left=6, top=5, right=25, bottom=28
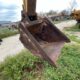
left=19, top=0, right=70, bottom=67
left=19, top=22, right=57, bottom=67
left=19, top=16, right=70, bottom=67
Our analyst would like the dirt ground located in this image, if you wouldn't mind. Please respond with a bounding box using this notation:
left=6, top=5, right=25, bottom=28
left=0, top=34, right=24, bottom=61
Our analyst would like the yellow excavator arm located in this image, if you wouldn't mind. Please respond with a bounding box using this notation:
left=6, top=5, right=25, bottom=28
left=23, top=0, right=36, bottom=16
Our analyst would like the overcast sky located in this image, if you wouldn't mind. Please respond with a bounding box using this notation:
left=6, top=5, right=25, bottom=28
left=0, top=0, right=80, bottom=22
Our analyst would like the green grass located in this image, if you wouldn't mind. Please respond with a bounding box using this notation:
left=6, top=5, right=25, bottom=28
left=0, top=44, right=80, bottom=80
left=64, top=24, right=80, bottom=32
left=63, top=24, right=80, bottom=43
left=65, top=32, right=80, bottom=43
left=0, top=24, right=80, bottom=80
left=0, top=27, right=19, bottom=39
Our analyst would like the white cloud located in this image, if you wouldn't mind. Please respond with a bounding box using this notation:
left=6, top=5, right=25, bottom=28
left=0, top=9, right=8, bottom=13
left=76, top=0, right=80, bottom=10
left=0, top=0, right=22, bottom=6
left=36, top=0, right=71, bottom=12
left=0, top=0, right=80, bottom=12
left=0, top=0, right=80, bottom=21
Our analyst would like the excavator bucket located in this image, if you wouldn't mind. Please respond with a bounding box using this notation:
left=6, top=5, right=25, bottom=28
left=19, top=15, right=70, bottom=67
left=19, top=0, right=70, bottom=67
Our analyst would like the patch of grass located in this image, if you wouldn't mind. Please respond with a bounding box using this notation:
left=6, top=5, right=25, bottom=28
left=0, top=27, right=19, bottom=39
left=69, top=35, right=80, bottom=43
left=64, top=24, right=80, bottom=32
left=0, top=44, right=80, bottom=80
left=64, top=32, right=80, bottom=43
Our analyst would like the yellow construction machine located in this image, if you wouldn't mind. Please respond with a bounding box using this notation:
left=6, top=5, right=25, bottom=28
left=71, top=9, right=80, bottom=23
left=19, top=0, right=70, bottom=67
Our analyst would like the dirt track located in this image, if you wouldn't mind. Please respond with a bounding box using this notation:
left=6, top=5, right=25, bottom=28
left=55, top=20, right=77, bottom=30
left=0, top=20, right=76, bottom=62
left=0, top=34, right=24, bottom=61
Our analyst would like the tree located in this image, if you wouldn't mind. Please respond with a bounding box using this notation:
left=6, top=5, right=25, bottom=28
left=47, top=10, right=57, bottom=16
left=69, top=0, right=78, bottom=12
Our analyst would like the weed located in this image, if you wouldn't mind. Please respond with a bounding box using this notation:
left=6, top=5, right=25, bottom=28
left=0, top=44, right=80, bottom=80
left=64, top=24, right=80, bottom=32
left=0, top=27, right=19, bottom=39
